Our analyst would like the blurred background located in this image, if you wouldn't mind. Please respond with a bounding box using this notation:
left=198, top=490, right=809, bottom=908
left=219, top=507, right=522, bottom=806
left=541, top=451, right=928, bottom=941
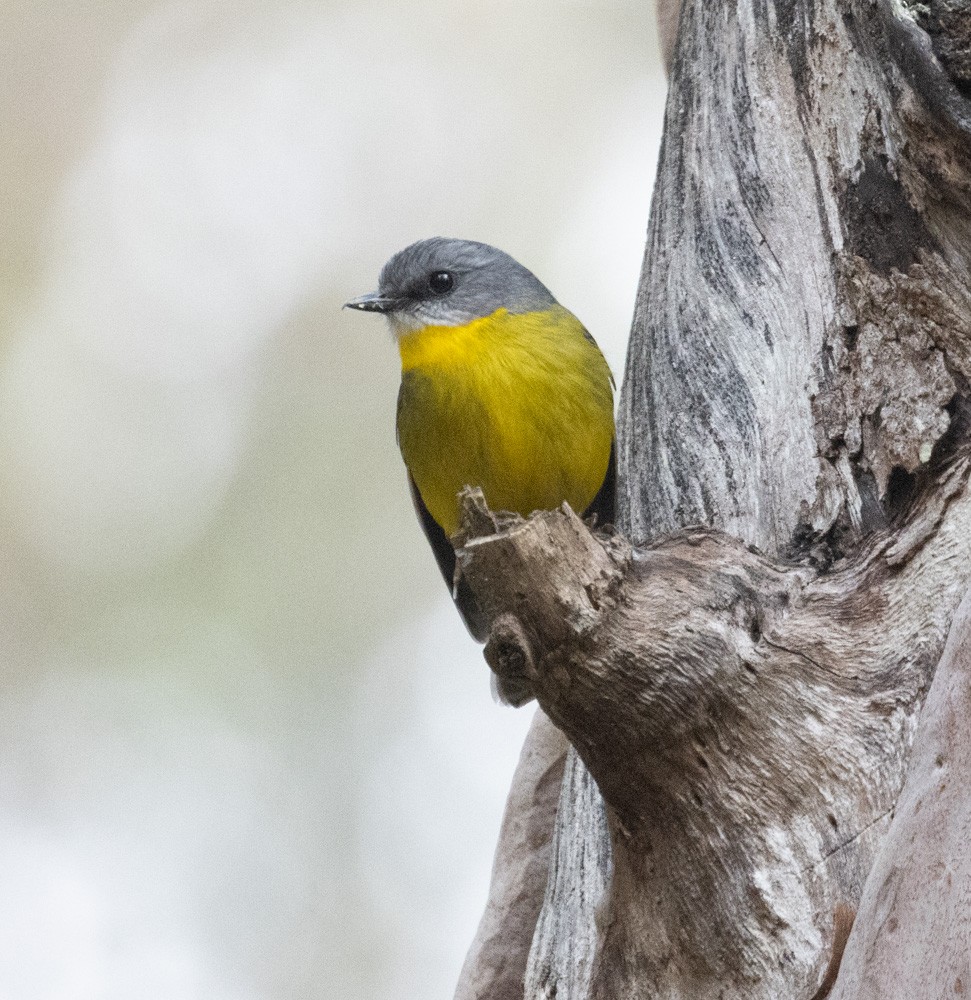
left=0, top=2, right=665, bottom=997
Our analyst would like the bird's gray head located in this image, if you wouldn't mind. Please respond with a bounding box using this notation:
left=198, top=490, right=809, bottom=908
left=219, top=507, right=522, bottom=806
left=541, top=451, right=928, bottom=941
left=344, top=238, right=557, bottom=333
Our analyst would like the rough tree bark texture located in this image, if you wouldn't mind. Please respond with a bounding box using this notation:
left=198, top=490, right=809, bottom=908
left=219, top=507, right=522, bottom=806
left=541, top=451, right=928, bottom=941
left=830, top=585, right=971, bottom=998
left=453, top=710, right=568, bottom=1000
left=455, top=0, right=971, bottom=998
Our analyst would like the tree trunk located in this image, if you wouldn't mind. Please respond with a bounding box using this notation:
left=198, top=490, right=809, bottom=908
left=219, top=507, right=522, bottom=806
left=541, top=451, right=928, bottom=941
left=455, top=0, right=971, bottom=997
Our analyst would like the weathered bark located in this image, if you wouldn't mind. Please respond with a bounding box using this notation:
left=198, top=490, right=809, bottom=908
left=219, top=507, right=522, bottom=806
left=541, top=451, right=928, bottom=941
left=458, top=443, right=971, bottom=996
left=829, top=585, right=971, bottom=998
left=453, top=0, right=971, bottom=997
left=453, top=710, right=568, bottom=1000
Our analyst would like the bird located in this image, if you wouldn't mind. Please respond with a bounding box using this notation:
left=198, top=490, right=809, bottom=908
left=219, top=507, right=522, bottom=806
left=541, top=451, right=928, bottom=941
left=345, top=237, right=615, bottom=642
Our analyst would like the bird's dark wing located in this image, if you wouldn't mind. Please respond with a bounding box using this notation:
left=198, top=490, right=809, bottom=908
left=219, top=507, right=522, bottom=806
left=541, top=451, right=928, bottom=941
left=406, top=440, right=614, bottom=645
left=407, top=474, right=489, bottom=642
left=581, top=325, right=617, bottom=389
left=583, top=439, right=616, bottom=527
left=577, top=323, right=615, bottom=524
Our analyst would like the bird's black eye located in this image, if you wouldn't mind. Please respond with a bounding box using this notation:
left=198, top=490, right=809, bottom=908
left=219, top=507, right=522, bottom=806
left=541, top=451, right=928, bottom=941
left=427, top=271, right=454, bottom=295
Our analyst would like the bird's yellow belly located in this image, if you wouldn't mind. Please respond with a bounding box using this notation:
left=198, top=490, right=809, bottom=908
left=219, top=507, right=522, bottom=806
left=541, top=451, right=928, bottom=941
left=396, top=307, right=614, bottom=537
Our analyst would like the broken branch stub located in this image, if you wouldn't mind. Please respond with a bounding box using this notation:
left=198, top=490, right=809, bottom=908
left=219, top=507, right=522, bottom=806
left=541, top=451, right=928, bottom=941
left=456, top=453, right=971, bottom=998
left=454, top=488, right=628, bottom=706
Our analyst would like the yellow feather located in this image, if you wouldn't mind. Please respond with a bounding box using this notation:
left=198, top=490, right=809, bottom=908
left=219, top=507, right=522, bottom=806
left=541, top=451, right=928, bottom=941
left=396, top=306, right=614, bottom=537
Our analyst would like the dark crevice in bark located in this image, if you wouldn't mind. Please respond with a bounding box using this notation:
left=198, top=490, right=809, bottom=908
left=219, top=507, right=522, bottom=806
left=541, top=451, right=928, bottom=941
left=840, top=154, right=937, bottom=274
left=912, top=1, right=971, bottom=97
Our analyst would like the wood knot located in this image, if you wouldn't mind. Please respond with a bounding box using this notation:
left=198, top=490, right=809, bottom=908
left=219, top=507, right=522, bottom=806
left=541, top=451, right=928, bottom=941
left=484, top=614, right=536, bottom=707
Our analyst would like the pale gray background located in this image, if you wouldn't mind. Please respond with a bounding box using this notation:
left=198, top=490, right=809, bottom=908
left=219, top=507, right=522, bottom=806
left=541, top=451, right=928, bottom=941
left=0, top=2, right=665, bottom=997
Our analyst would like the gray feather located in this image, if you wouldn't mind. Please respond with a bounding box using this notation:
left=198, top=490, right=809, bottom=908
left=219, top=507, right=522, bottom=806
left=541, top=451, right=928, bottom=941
left=377, top=237, right=557, bottom=327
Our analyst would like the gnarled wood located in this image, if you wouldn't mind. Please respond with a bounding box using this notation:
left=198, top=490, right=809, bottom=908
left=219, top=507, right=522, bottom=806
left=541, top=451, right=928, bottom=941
left=453, top=0, right=971, bottom=996
left=458, top=440, right=971, bottom=996
left=828, top=585, right=971, bottom=998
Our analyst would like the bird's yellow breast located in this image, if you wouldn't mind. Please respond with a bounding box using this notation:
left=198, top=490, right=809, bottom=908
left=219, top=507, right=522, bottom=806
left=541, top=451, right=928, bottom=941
left=396, top=305, right=614, bottom=537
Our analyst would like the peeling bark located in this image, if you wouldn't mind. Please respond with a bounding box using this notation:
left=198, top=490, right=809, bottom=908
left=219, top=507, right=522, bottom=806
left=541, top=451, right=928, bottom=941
left=453, top=0, right=971, bottom=996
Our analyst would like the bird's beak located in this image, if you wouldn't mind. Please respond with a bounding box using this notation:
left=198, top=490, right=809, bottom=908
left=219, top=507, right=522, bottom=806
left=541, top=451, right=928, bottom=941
left=343, top=291, right=399, bottom=314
